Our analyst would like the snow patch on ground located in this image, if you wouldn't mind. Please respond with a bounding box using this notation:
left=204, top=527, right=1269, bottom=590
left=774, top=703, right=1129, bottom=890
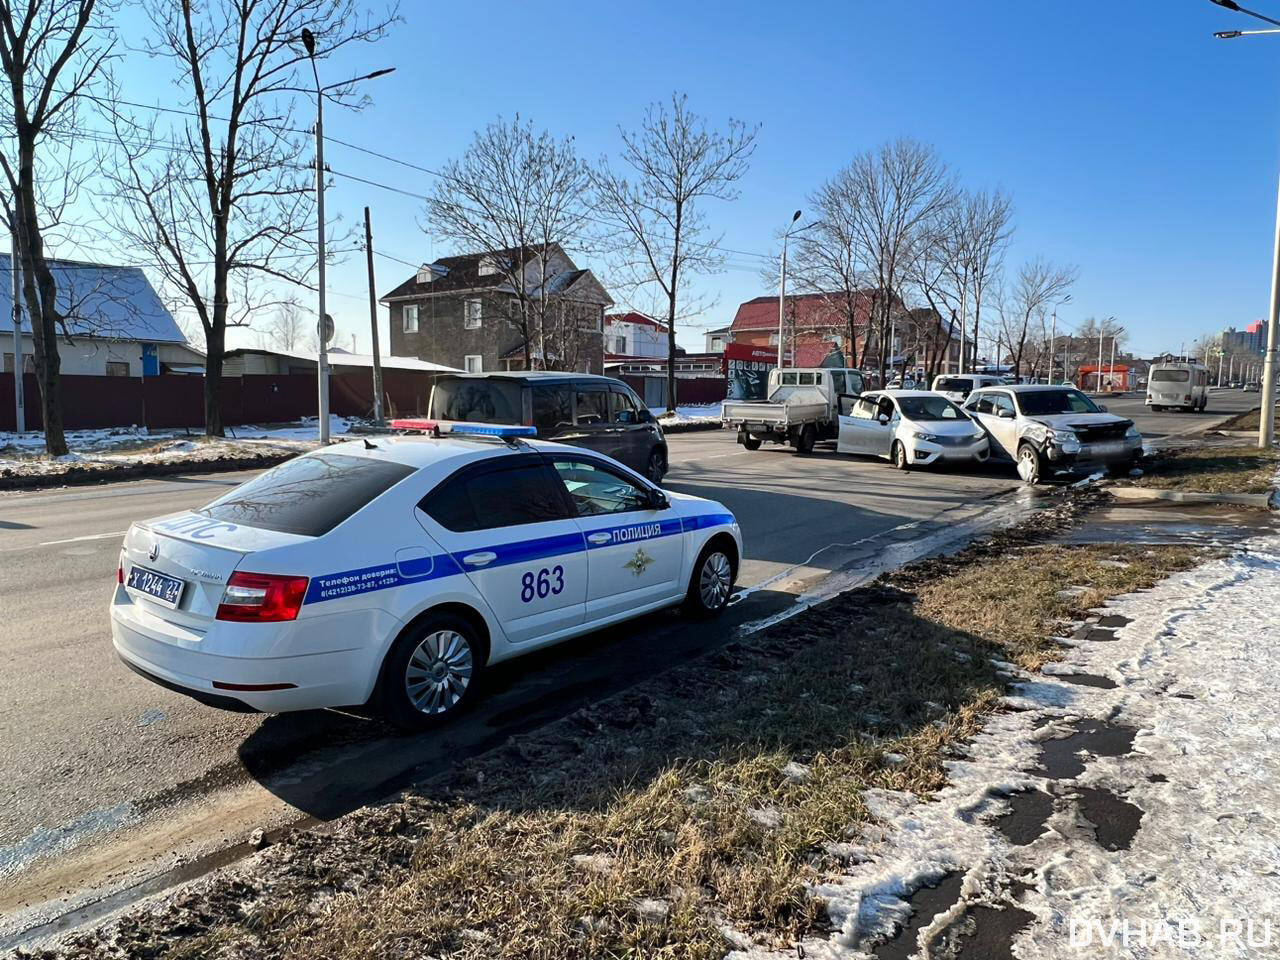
left=730, top=536, right=1280, bottom=960
left=0, top=417, right=357, bottom=477
left=650, top=404, right=722, bottom=424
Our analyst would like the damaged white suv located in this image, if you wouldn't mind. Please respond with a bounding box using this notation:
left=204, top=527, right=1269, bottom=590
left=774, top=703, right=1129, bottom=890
left=963, top=385, right=1142, bottom=483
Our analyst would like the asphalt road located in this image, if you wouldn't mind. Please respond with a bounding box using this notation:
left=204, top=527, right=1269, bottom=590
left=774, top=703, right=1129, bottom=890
left=0, top=387, right=1260, bottom=939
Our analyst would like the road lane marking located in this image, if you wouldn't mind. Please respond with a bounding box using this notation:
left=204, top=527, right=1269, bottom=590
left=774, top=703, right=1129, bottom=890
left=39, top=531, right=127, bottom=546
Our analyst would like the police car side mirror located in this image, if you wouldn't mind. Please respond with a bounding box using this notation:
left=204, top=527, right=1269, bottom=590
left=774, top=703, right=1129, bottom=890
left=647, top=489, right=670, bottom=510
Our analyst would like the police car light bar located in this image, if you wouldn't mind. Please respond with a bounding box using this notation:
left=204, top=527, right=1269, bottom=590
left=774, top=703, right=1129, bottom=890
left=390, top=419, right=538, bottom=439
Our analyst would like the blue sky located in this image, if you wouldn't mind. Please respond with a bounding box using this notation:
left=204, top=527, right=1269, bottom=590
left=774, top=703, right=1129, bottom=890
left=105, top=0, right=1280, bottom=358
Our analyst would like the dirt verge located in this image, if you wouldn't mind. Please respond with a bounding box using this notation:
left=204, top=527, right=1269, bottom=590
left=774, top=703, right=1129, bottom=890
left=20, top=491, right=1202, bottom=960
left=1121, top=443, right=1278, bottom=496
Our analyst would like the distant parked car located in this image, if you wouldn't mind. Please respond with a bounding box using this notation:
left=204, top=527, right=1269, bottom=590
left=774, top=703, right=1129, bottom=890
left=1244, top=382, right=1260, bottom=393
left=837, top=390, right=989, bottom=469
left=931, top=374, right=1006, bottom=403
left=964, top=385, right=1142, bottom=483
left=427, top=372, right=669, bottom=482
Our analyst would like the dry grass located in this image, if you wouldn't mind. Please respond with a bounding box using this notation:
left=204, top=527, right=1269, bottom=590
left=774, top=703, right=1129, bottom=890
left=1130, top=444, right=1278, bottom=495
left=73, top=542, right=1197, bottom=960
left=1216, top=406, right=1265, bottom=431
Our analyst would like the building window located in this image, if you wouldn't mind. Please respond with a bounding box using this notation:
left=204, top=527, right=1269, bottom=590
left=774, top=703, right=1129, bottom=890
left=464, top=299, right=482, bottom=329
left=106, top=361, right=130, bottom=377
left=403, top=303, right=419, bottom=334
left=613, top=335, right=627, bottom=354
left=464, top=354, right=483, bottom=373
left=478, top=256, right=502, bottom=277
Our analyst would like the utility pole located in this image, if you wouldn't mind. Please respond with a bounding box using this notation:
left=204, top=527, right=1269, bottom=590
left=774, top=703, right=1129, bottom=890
left=1050, top=311, right=1057, bottom=386
left=1217, top=349, right=1224, bottom=387
left=364, top=206, right=385, bottom=424
left=776, top=210, right=802, bottom=368
left=1097, top=327, right=1105, bottom=393
left=1108, top=335, right=1117, bottom=393
left=10, top=224, right=24, bottom=432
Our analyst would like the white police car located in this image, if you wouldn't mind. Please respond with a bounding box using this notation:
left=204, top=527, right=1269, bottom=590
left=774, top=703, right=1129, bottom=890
left=111, top=422, right=742, bottom=728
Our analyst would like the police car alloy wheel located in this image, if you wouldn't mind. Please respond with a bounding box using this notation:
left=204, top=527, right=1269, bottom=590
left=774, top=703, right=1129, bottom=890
left=380, top=614, right=485, bottom=729
left=685, top=541, right=734, bottom=617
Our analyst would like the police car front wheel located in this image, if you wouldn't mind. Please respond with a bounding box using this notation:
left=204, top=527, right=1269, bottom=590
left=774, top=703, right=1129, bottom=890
left=684, top=540, right=736, bottom=617
left=379, top=614, right=485, bottom=729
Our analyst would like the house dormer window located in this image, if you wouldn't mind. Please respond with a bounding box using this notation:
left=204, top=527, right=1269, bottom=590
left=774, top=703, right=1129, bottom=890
left=478, top=256, right=502, bottom=277
left=464, top=298, right=482, bottom=329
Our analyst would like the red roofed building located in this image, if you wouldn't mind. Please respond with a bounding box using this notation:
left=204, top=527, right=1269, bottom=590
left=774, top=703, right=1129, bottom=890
left=729, top=291, right=882, bottom=368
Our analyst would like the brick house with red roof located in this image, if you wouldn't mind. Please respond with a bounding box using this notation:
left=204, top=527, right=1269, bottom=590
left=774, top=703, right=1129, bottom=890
left=728, top=291, right=881, bottom=368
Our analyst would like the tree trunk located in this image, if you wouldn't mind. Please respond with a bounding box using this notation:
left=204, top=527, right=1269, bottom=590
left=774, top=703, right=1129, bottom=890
left=17, top=144, right=67, bottom=455
left=665, top=289, right=677, bottom=413
left=204, top=321, right=225, bottom=436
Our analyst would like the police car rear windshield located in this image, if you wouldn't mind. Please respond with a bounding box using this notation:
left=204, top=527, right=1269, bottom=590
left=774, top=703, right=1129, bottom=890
left=199, top=452, right=415, bottom=536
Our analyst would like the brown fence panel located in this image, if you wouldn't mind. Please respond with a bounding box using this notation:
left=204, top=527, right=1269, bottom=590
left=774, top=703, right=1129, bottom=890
left=237, top=374, right=316, bottom=425
left=143, top=376, right=210, bottom=429
left=675, top=377, right=727, bottom=405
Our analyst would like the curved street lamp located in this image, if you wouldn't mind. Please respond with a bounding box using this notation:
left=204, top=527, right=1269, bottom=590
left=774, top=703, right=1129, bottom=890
left=302, top=28, right=394, bottom=443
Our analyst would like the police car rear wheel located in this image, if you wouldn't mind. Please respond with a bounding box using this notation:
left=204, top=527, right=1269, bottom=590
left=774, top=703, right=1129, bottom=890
left=380, top=615, right=483, bottom=729
left=684, top=542, right=734, bottom=617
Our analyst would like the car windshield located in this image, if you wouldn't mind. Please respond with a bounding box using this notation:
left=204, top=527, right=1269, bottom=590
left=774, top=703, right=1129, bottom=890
left=1016, top=389, right=1101, bottom=416
left=429, top=377, right=524, bottom=424
left=934, top=378, right=969, bottom=392
left=1151, top=369, right=1190, bottom=383
left=199, top=452, right=415, bottom=536
left=896, top=395, right=965, bottom=421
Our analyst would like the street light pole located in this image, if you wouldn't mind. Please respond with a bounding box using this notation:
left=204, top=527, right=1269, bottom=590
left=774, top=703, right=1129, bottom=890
left=1210, top=3, right=1280, bottom=444
left=300, top=27, right=393, bottom=443
left=776, top=210, right=802, bottom=368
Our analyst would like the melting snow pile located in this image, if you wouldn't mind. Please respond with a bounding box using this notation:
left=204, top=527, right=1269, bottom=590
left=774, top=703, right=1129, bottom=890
left=731, top=536, right=1280, bottom=959
left=0, top=417, right=357, bottom=478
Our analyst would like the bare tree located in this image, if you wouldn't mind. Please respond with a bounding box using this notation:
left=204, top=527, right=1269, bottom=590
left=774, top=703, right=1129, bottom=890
left=426, top=115, right=592, bottom=371
left=998, top=258, right=1077, bottom=379
left=839, top=138, right=955, bottom=385
left=790, top=171, right=868, bottom=369
left=104, top=0, right=395, bottom=437
left=254, top=300, right=309, bottom=352
left=594, top=94, right=757, bottom=411
left=950, top=189, right=1012, bottom=373
left=0, top=0, right=115, bottom=454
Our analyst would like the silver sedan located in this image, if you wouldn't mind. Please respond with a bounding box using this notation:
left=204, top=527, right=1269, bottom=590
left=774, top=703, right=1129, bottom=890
left=837, top=391, right=989, bottom=470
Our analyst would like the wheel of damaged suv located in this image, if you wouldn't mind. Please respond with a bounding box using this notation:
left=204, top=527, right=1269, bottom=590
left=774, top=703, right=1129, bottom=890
left=378, top=613, right=485, bottom=730
left=1016, top=443, right=1043, bottom=484
left=683, top=540, right=735, bottom=618
left=646, top=448, right=666, bottom=483
left=741, top=434, right=762, bottom=451
left=794, top=424, right=817, bottom=455
left=892, top=440, right=910, bottom=471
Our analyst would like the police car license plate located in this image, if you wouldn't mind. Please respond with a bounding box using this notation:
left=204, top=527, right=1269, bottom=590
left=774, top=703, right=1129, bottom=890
left=127, top=564, right=185, bottom=609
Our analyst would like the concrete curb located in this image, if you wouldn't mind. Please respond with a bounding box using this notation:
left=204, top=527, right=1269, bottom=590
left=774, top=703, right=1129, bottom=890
left=1109, top=486, right=1274, bottom=509
left=0, top=452, right=296, bottom=492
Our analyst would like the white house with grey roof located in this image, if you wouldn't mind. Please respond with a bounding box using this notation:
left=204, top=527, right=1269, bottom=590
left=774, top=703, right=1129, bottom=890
left=0, top=254, right=204, bottom=378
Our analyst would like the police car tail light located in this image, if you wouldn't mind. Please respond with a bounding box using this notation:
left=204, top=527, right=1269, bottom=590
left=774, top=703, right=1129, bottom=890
left=216, top=572, right=309, bottom=622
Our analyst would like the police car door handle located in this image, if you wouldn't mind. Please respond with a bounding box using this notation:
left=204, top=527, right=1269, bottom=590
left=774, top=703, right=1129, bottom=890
left=587, top=532, right=612, bottom=545
left=461, top=551, right=497, bottom=567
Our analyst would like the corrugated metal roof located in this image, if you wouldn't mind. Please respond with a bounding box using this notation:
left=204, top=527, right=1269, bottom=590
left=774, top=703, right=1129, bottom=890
left=0, top=255, right=187, bottom=343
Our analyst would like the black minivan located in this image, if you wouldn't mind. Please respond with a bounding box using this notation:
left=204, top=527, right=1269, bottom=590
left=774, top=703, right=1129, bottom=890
left=427, top=372, right=670, bottom=482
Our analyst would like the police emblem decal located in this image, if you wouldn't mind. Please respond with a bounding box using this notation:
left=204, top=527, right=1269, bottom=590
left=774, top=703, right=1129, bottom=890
left=624, top=547, right=654, bottom=576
